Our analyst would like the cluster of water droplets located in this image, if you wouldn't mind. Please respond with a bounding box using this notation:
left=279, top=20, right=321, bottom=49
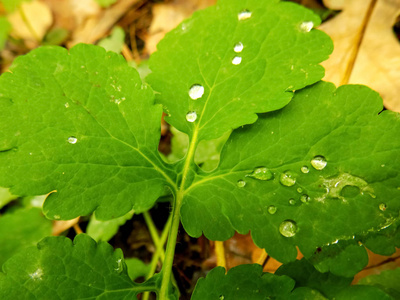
left=29, top=268, right=44, bottom=281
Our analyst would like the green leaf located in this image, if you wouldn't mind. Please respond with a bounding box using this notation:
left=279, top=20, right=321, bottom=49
left=125, top=258, right=151, bottom=282
left=0, top=207, right=52, bottom=267
left=358, top=268, right=400, bottom=299
left=98, top=26, right=125, bottom=54
left=289, top=287, right=327, bottom=300
left=95, top=0, right=117, bottom=8
left=191, top=264, right=295, bottom=300
left=0, top=0, right=31, bottom=12
left=148, top=0, right=332, bottom=141
left=0, top=187, right=17, bottom=209
left=182, top=82, right=400, bottom=264
left=87, top=210, right=134, bottom=242
left=0, top=17, right=11, bottom=51
left=334, top=286, right=393, bottom=300
left=0, top=44, right=176, bottom=220
left=0, top=234, right=156, bottom=299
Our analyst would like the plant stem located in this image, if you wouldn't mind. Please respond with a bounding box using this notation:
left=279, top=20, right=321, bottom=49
left=159, top=130, right=199, bottom=299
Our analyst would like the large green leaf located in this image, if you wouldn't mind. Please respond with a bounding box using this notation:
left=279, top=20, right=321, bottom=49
left=182, top=82, right=400, bottom=264
left=148, top=0, right=332, bottom=141
left=0, top=234, right=157, bottom=299
left=0, top=207, right=52, bottom=266
left=0, top=44, right=176, bottom=220
left=358, top=268, right=400, bottom=299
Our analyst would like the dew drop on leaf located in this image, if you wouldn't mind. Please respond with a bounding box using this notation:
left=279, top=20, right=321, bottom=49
left=379, top=203, right=387, bottom=211
left=238, top=10, right=252, bottom=21
left=237, top=180, right=246, bottom=188
left=299, top=21, right=314, bottom=32
left=300, top=194, right=310, bottom=203
left=53, top=215, right=60, bottom=220
left=186, top=111, right=197, bottom=122
left=234, top=42, right=244, bottom=53
left=232, top=56, right=242, bottom=65
left=301, top=166, right=309, bottom=173
left=311, top=155, right=327, bottom=170
left=188, top=84, right=204, bottom=100
left=67, top=136, right=78, bottom=144
left=279, top=220, right=297, bottom=237
left=297, top=187, right=303, bottom=193
left=64, top=102, right=70, bottom=108
left=29, top=268, right=43, bottom=280
left=289, top=198, right=296, bottom=205
left=267, top=205, right=277, bottom=215
left=219, top=295, right=225, bottom=300
left=280, top=171, right=296, bottom=187
left=246, top=167, right=274, bottom=181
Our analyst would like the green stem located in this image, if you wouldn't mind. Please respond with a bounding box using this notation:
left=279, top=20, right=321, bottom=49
left=18, top=5, right=41, bottom=43
left=159, top=130, right=199, bottom=299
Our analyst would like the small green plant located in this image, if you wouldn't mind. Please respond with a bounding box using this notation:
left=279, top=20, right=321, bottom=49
left=1, top=0, right=400, bottom=299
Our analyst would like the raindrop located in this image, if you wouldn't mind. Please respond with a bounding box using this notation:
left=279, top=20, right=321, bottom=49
left=237, top=180, right=246, bottom=188
left=219, top=296, right=225, bottom=300
left=299, top=21, right=314, bottom=32
left=279, top=220, right=297, bottom=237
left=300, top=194, right=310, bottom=203
left=232, top=56, right=242, bottom=65
left=238, top=10, right=252, bottom=21
left=186, top=111, right=197, bottom=122
left=67, top=136, right=78, bottom=144
left=297, top=187, right=303, bottom=193
left=246, top=167, right=274, bottom=181
left=311, top=155, right=327, bottom=170
left=280, top=171, right=296, bottom=187
left=289, top=198, right=296, bottom=205
left=188, top=84, right=204, bottom=100
left=379, top=203, right=387, bottom=211
left=301, top=166, right=309, bottom=174
left=64, top=102, right=70, bottom=108
left=267, top=205, right=277, bottom=215
left=234, top=42, right=244, bottom=53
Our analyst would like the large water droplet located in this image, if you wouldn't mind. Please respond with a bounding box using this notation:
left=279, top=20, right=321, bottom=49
left=67, top=137, right=77, bottom=144
left=301, top=166, right=309, bottom=174
left=300, top=194, right=310, bottom=203
left=188, top=84, right=204, bottom=100
left=311, top=156, right=327, bottom=170
left=234, top=42, right=244, bottom=53
left=238, top=10, right=252, bottom=21
left=232, top=56, right=242, bottom=65
left=246, top=167, right=274, bottom=181
left=186, top=111, right=197, bottom=122
left=280, top=171, right=296, bottom=187
left=300, top=21, right=314, bottom=32
left=379, top=203, right=387, bottom=211
left=267, top=205, right=277, bottom=215
left=279, top=220, right=297, bottom=237
left=237, top=180, right=246, bottom=188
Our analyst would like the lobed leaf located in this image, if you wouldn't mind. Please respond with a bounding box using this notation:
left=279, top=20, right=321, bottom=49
left=182, top=82, right=400, bottom=264
left=148, top=0, right=333, bottom=141
left=357, top=268, right=400, bottom=299
left=0, top=44, right=176, bottom=220
left=0, top=234, right=155, bottom=299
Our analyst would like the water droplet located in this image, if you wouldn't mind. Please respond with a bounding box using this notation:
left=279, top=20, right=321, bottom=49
left=341, top=185, right=360, bottom=198
left=237, top=180, right=246, bottom=188
left=64, top=102, right=70, bottom=108
left=300, top=194, right=310, bottom=203
left=379, top=203, right=387, bottom=211
left=297, top=187, right=303, bottom=193
left=280, top=171, right=296, bottom=187
left=232, top=56, right=242, bottom=65
left=186, top=111, right=197, bottom=122
left=301, top=166, right=309, bottom=174
left=53, top=215, right=60, bottom=220
left=29, top=268, right=43, bottom=280
left=267, top=205, right=277, bottom=215
left=115, top=258, right=123, bottom=273
left=67, top=136, right=78, bottom=144
left=246, top=167, right=274, bottom=181
left=219, top=296, right=225, bottom=300
left=311, top=156, right=327, bottom=170
left=279, top=220, right=297, bottom=237
left=289, top=198, right=296, bottom=205
left=300, top=21, right=314, bottom=32
left=188, top=84, right=204, bottom=100
left=381, top=164, right=385, bottom=168
left=238, top=10, right=252, bottom=21
left=234, top=42, right=244, bottom=53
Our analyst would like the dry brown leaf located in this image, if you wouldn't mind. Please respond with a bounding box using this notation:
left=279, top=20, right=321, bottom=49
left=145, top=0, right=216, bottom=54
left=7, top=0, right=52, bottom=48
left=320, top=0, right=400, bottom=112
left=52, top=217, right=80, bottom=236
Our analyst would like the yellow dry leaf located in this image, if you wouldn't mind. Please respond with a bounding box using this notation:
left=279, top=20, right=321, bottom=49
left=320, top=0, right=400, bottom=112
left=7, top=0, right=52, bottom=48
